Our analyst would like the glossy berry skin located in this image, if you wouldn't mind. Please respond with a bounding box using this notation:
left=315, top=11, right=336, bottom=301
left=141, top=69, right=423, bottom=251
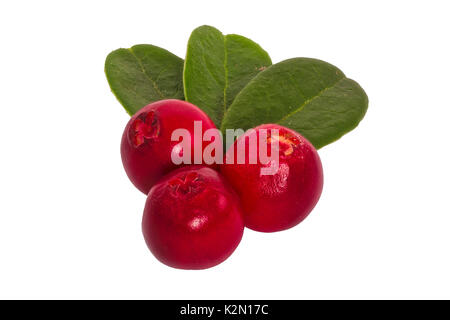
left=221, top=124, right=323, bottom=233
left=142, top=166, right=244, bottom=270
left=121, top=99, right=216, bottom=194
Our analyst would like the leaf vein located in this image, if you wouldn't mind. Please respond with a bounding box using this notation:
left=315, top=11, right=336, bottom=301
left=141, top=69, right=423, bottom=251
left=128, top=48, right=165, bottom=100
left=223, top=36, right=229, bottom=115
left=277, top=77, right=346, bottom=124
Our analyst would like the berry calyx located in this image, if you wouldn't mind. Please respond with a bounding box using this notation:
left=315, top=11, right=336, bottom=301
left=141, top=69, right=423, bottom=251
left=168, top=171, right=204, bottom=196
left=129, top=111, right=160, bottom=147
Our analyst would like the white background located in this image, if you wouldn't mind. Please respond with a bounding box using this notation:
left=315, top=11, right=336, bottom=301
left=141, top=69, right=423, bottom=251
left=0, top=0, right=449, bottom=299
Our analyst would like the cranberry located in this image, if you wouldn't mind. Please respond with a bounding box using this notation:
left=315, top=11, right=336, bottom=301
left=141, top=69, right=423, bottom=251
left=121, top=99, right=216, bottom=194
left=221, top=124, right=323, bottom=232
left=142, top=166, right=244, bottom=269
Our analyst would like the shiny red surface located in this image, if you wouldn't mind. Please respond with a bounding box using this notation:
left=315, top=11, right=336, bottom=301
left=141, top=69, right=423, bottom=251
left=121, top=99, right=217, bottom=194
left=142, top=166, right=244, bottom=269
left=221, top=124, right=323, bottom=232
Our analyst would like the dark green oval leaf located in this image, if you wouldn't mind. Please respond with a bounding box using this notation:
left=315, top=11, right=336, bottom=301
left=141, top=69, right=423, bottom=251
left=105, top=44, right=184, bottom=115
left=221, top=58, right=368, bottom=149
left=184, top=25, right=272, bottom=126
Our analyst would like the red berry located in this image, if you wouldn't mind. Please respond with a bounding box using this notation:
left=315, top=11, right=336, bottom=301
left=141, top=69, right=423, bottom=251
left=221, top=124, right=323, bottom=232
left=121, top=99, right=216, bottom=194
left=142, top=166, right=244, bottom=269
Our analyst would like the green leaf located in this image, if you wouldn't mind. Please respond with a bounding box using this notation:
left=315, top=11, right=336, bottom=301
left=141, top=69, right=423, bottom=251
left=184, top=25, right=272, bottom=127
left=105, top=44, right=184, bottom=115
left=221, top=58, right=368, bottom=149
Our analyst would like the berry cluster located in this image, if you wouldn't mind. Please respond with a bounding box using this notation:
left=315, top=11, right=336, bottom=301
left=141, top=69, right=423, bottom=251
left=121, top=99, right=323, bottom=269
